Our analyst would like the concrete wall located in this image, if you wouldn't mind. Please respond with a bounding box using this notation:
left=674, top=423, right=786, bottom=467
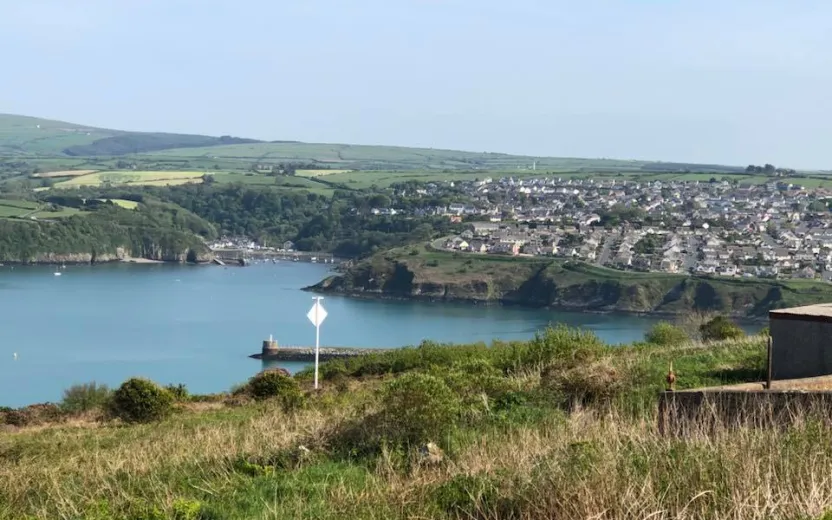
left=771, top=317, right=832, bottom=380
left=658, top=390, right=832, bottom=436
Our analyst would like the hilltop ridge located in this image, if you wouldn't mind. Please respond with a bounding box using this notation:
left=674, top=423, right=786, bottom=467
left=0, top=113, right=748, bottom=172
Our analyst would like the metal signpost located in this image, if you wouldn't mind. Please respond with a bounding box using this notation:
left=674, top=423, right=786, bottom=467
left=307, top=297, right=327, bottom=389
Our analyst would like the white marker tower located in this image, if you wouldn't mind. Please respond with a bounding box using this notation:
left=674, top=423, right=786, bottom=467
left=306, top=297, right=328, bottom=389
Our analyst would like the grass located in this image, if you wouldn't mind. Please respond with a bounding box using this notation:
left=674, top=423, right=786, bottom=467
left=9, top=330, right=832, bottom=519
left=211, top=172, right=337, bottom=195
left=101, top=199, right=139, bottom=210
left=54, top=170, right=206, bottom=188
left=0, top=199, right=39, bottom=218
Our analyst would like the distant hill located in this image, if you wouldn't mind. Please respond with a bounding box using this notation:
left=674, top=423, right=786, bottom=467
left=0, top=113, right=746, bottom=172
left=63, top=133, right=261, bottom=156
left=0, top=114, right=260, bottom=157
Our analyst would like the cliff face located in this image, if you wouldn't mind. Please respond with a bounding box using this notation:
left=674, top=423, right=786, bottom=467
left=7, top=247, right=213, bottom=265
left=311, top=250, right=832, bottom=317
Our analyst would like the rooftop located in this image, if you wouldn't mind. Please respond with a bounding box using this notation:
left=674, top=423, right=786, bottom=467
left=770, top=303, right=832, bottom=319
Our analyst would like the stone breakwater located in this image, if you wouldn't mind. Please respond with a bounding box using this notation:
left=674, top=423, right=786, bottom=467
left=249, top=346, right=391, bottom=362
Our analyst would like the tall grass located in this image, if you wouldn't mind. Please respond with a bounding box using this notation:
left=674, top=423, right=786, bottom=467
left=2, top=330, right=819, bottom=520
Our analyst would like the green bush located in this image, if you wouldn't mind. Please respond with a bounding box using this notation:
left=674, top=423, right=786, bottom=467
left=644, top=322, right=689, bottom=346
left=165, top=383, right=190, bottom=402
left=503, top=325, right=605, bottom=371
left=700, top=316, right=745, bottom=342
left=246, top=371, right=305, bottom=411
left=380, top=372, right=461, bottom=445
left=61, top=382, right=112, bottom=413
left=108, top=378, right=174, bottom=424
left=759, top=326, right=770, bottom=337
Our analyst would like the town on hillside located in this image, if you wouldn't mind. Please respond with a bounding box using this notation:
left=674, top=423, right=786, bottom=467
left=416, top=176, right=832, bottom=281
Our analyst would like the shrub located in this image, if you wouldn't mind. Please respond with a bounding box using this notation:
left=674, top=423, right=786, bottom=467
left=759, top=326, right=770, bottom=337
left=246, top=371, right=305, bottom=411
left=0, top=403, right=65, bottom=427
left=700, top=316, right=745, bottom=342
left=108, top=378, right=174, bottom=424
left=644, top=322, right=689, bottom=346
left=502, top=325, right=605, bottom=372
left=542, top=357, right=625, bottom=408
left=61, top=382, right=112, bottom=413
left=380, top=372, right=461, bottom=445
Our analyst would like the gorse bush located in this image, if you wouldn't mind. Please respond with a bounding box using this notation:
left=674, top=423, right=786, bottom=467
left=61, top=382, right=111, bottom=413
left=644, top=322, right=689, bottom=346
left=380, top=372, right=461, bottom=445
left=108, top=378, right=174, bottom=424
left=700, top=316, right=745, bottom=342
left=246, top=371, right=305, bottom=411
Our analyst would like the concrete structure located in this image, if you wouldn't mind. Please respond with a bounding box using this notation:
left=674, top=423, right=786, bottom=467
left=770, top=304, right=832, bottom=380
left=262, top=337, right=279, bottom=358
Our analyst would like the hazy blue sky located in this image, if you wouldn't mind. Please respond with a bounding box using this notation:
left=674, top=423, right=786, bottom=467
left=2, top=1, right=831, bottom=167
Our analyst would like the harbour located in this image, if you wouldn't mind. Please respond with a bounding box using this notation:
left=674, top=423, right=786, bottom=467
left=0, top=262, right=665, bottom=407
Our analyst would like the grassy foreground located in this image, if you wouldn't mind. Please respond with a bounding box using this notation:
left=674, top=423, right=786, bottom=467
left=3, top=328, right=832, bottom=520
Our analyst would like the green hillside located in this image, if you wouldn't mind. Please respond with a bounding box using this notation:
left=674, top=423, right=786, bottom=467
left=0, top=113, right=748, bottom=172
left=312, top=245, right=832, bottom=317
left=0, top=114, right=259, bottom=157
left=0, top=114, right=116, bottom=156
left=149, top=141, right=739, bottom=172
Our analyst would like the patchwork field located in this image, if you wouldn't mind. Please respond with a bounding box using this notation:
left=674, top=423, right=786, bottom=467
left=0, top=198, right=81, bottom=219
left=0, top=199, right=38, bottom=218
left=54, top=170, right=207, bottom=188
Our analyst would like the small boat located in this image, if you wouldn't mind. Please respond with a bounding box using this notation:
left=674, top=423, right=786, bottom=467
left=311, top=257, right=318, bottom=263
left=53, top=272, right=62, bottom=277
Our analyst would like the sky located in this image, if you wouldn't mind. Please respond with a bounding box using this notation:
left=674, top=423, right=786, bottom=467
left=2, top=0, right=831, bottom=168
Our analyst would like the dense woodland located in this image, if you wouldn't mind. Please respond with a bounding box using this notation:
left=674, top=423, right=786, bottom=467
left=0, top=184, right=463, bottom=262
left=0, top=204, right=210, bottom=263
left=156, top=184, right=461, bottom=257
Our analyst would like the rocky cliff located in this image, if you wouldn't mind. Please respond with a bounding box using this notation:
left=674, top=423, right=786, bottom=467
left=310, top=248, right=832, bottom=317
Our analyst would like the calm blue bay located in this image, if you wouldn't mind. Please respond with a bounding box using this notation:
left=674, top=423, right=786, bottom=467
left=0, top=262, right=669, bottom=407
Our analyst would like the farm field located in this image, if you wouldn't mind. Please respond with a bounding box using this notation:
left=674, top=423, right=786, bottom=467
left=33, top=169, right=97, bottom=178
left=144, top=142, right=686, bottom=171
left=0, top=198, right=81, bottom=219
left=103, top=198, right=139, bottom=209
left=0, top=199, right=38, bottom=218
left=295, top=169, right=352, bottom=177
left=54, top=170, right=206, bottom=188
left=211, top=172, right=335, bottom=195
left=313, top=169, right=832, bottom=190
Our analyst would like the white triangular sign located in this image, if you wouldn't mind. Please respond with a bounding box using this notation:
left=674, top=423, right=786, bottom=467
left=307, top=301, right=327, bottom=327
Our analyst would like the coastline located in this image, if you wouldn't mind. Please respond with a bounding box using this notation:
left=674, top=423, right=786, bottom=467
left=303, top=285, right=770, bottom=323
